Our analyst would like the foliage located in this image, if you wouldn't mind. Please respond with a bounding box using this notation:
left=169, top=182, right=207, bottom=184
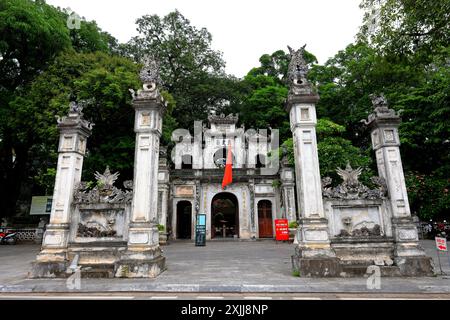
left=124, top=10, right=235, bottom=130
left=279, top=119, right=373, bottom=184
left=288, top=221, right=298, bottom=229
left=359, top=0, right=449, bottom=59
left=0, top=0, right=71, bottom=92
left=406, top=172, right=450, bottom=220
left=309, top=0, right=450, bottom=218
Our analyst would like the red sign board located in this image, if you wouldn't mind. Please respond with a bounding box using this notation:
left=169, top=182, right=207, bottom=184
left=435, top=237, right=447, bottom=251
left=275, top=219, right=289, bottom=241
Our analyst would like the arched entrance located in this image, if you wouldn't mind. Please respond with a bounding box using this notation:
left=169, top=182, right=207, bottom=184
left=176, top=201, right=192, bottom=239
left=258, top=200, right=273, bottom=238
left=211, top=193, right=239, bottom=239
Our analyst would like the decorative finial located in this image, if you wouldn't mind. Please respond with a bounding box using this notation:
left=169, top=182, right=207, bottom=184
left=287, top=44, right=309, bottom=86
left=130, top=55, right=164, bottom=101
left=369, top=93, right=388, bottom=109
left=56, top=100, right=94, bottom=131
left=69, top=101, right=83, bottom=114
left=94, top=166, right=120, bottom=188
left=139, top=54, right=162, bottom=87
left=362, top=93, right=401, bottom=125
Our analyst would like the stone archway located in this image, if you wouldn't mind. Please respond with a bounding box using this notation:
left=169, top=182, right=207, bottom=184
left=211, top=193, right=239, bottom=239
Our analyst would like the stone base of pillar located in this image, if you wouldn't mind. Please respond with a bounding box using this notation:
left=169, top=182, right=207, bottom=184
left=394, top=256, right=434, bottom=276
left=115, top=223, right=166, bottom=278
left=29, top=224, right=70, bottom=278
left=115, top=247, right=166, bottom=278
left=292, top=252, right=341, bottom=277
left=293, top=218, right=341, bottom=277
left=392, top=217, right=434, bottom=276
left=29, top=250, right=69, bottom=278
left=297, top=217, right=337, bottom=258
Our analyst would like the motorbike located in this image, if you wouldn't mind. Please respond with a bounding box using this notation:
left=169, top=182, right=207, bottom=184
left=0, top=229, right=17, bottom=245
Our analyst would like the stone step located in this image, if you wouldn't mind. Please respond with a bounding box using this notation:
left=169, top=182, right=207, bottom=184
left=78, top=263, right=116, bottom=278
left=340, top=264, right=401, bottom=277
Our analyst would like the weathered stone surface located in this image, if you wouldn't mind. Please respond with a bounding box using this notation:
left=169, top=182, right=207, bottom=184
left=115, top=255, right=166, bottom=278
left=396, top=256, right=435, bottom=277
left=28, top=261, right=68, bottom=279
left=292, top=255, right=341, bottom=277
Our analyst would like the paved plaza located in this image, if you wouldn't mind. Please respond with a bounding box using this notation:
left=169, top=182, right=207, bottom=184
left=0, top=240, right=449, bottom=294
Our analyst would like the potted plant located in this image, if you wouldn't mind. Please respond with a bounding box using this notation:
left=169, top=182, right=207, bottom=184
left=288, top=221, right=298, bottom=242
left=157, top=224, right=168, bottom=245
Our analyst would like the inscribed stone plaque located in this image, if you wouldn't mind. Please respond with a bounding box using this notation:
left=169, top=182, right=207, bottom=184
left=301, top=108, right=310, bottom=120
left=129, top=232, right=149, bottom=244
left=304, top=230, right=328, bottom=241
left=176, top=186, right=194, bottom=196
left=398, top=229, right=417, bottom=241
left=384, top=129, right=395, bottom=142
left=44, top=234, right=62, bottom=245
left=141, top=112, right=151, bottom=126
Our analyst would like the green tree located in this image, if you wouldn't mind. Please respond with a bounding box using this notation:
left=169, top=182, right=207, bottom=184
left=359, top=0, right=449, bottom=59
left=0, top=0, right=71, bottom=217
left=124, top=10, right=236, bottom=129
left=0, top=0, right=132, bottom=217
left=279, top=119, right=373, bottom=183
left=10, top=50, right=177, bottom=195
left=0, top=0, right=71, bottom=91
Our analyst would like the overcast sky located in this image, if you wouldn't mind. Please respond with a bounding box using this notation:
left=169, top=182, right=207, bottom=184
left=46, top=0, right=364, bottom=78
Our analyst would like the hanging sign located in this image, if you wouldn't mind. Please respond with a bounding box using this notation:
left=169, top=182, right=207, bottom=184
left=275, top=219, right=289, bottom=241
left=195, top=214, right=207, bottom=246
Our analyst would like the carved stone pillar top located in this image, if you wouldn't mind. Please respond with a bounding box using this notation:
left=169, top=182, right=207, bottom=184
left=285, top=44, right=319, bottom=112
left=363, top=94, right=402, bottom=151
left=56, top=101, right=94, bottom=137
left=129, top=55, right=167, bottom=114
left=363, top=93, right=401, bottom=128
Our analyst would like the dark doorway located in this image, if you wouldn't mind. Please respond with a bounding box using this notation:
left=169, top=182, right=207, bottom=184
left=177, top=201, right=192, bottom=239
left=211, top=193, right=239, bottom=239
left=258, top=200, right=273, bottom=238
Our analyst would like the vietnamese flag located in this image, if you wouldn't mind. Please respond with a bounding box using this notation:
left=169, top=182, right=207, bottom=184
left=221, top=142, right=233, bottom=189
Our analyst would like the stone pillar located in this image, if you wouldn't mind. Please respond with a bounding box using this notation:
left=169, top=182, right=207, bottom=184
left=30, top=102, right=93, bottom=278
left=286, top=45, right=339, bottom=277
left=364, top=94, right=433, bottom=276
left=280, top=160, right=296, bottom=223
left=116, top=57, right=166, bottom=278
left=157, top=147, right=170, bottom=243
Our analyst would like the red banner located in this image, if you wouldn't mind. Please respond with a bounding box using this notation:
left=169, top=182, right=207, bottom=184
left=275, top=219, right=289, bottom=241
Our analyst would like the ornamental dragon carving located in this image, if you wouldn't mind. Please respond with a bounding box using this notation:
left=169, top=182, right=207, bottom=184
left=322, top=163, right=387, bottom=200
left=73, top=167, right=133, bottom=204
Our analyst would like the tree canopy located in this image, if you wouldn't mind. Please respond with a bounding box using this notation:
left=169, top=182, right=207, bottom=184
left=0, top=1, right=448, bottom=220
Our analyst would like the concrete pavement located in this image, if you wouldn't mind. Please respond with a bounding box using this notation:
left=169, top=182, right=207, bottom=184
left=0, top=240, right=449, bottom=294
